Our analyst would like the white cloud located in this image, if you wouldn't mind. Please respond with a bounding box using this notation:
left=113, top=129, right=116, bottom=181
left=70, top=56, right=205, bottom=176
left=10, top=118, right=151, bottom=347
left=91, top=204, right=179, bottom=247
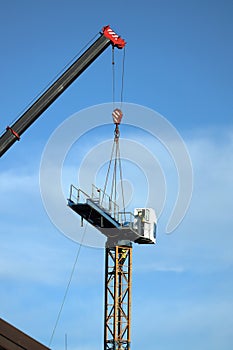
left=0, top=170, right=38, bottom=193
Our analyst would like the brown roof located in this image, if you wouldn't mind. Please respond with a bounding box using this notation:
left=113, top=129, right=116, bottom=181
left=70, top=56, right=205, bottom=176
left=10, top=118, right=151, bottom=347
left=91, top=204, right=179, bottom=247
left=0, top=318, right=50, bottom=350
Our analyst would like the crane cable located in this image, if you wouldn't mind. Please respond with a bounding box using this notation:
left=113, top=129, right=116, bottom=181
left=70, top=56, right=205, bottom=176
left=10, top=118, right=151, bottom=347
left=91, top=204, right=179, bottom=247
left=120, top=47, right=126, bottom=110
left=48, top=217, right=90, bottom=347
left=112, top=46, right=126, bottom=108
left=112, top=47, right=115, bottom=109
left=102, top=48, right=126, bottom=220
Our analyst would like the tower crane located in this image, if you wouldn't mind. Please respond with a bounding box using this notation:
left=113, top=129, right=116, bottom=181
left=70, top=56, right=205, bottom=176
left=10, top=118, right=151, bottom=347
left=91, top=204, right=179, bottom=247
left=68, top=109, right=157, bottom=350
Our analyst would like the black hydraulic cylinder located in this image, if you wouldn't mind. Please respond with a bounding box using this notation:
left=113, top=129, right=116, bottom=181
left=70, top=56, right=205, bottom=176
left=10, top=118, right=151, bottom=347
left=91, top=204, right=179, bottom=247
left=0, top=33, right=111, bottom=157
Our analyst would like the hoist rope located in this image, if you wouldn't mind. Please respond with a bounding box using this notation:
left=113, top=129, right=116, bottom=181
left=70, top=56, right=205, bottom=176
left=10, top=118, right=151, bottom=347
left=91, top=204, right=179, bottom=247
left=101, top=140, right=116, bottom=206
left=110, top=144, right=118, bottom=204
left=102, top=45, right=126, bottom=218
left=120, top=47, right=126, bottom=109
left=117, top=143, right=126, bottom=221
left=104, top=132, right=126, bottom=219
left=48, top=218, right=89, bottom=347
left=112, top=46, right=125, bottom=109
left=112, top=46, right=115, bottom=109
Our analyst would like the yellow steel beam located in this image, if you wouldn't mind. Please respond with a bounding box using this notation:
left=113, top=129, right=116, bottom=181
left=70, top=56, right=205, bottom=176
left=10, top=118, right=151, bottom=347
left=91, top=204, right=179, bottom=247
left=104, top=244, right=132, bottom=350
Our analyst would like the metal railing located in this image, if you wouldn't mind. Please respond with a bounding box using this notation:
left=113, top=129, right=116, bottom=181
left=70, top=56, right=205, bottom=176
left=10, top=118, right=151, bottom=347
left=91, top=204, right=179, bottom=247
left=91, top=184, right=119, bottom=221
left=69, top=184, right=89, bottom=204
left=69, top=184, right=120, bottom=221
left=118, top=211, right=135, bottom=229
left=69, top=184, right=151, bottom=238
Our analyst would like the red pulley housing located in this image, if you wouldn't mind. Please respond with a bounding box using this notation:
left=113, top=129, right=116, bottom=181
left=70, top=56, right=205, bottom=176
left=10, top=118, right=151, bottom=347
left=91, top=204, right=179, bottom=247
left=102, top=25, right=126, bottom=49
left=112, top=108, right=123, bottom=124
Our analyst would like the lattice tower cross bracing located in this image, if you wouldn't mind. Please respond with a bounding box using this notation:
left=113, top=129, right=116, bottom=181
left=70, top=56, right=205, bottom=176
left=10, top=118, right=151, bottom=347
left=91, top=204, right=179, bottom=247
left=104, top=245, right=132, bottom=350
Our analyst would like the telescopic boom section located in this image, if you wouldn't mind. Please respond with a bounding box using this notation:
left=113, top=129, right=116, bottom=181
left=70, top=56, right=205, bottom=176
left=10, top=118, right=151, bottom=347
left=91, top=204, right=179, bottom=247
left=0, top=26, right=126, bottom=157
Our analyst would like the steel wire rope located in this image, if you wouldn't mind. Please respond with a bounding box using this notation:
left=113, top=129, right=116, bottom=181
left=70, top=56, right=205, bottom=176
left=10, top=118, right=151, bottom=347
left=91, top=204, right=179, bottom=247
left=0, top=33, right=99, bottom=135
left=117, top=142, right=126, bottom=222
left=103, top=46, right=126, bottom=219
left=101, top=140, right=116, bottom=206
left=48, top=213, right=91, bottom=347
left=120, top=47, right=126, bottom=110
left=112, top=46, right=125, bottom=109
left=108, top=134, right=126, bottom=221
left=112, top=46, right=115, bottom=110
left=118, top=47, right=126, bottom=219
left=110, top=141, right=118, bottom=208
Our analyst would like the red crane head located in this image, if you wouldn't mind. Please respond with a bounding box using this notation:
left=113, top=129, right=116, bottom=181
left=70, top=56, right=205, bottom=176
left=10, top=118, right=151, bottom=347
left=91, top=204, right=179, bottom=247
left=102, top=25, right=126, bottom=49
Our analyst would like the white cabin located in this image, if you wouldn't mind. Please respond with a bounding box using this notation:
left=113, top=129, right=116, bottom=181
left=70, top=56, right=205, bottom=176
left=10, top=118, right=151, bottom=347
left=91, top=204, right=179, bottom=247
left=134, top=208, right=157, bottom=244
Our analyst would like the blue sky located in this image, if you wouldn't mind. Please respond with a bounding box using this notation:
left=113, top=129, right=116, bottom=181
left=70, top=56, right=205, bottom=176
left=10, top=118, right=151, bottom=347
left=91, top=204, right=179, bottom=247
left=0, top=1, right=233, bottom=349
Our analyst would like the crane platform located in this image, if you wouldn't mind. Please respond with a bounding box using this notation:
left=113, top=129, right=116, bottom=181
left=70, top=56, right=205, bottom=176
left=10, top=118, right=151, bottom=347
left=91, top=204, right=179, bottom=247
left=68, top=184, right=155, bottom=246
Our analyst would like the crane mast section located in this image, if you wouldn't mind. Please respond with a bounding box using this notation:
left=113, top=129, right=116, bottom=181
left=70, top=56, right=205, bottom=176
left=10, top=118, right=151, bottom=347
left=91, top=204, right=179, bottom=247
left=0, top=26, right=126, bottom=157
left=104, top=245, right=132, bottom=350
